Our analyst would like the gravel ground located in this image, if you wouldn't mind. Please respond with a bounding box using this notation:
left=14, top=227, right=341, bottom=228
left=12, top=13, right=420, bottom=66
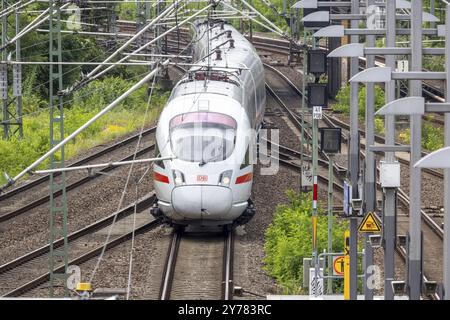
left=11, top=46, right=444, bottom=299
left=400, top=164, right=444, bottom=209
left=232, top=68, right=344, bottom=298
left=27, top=224, right=174, bottom=299
left=0, top=159, right=155, bottom=264
left=0, top=67, right=184, bottom=266
left=24, top=65, right=339, bottom=299
left=0, top=135, right=155, bottom=217
left=233, top=165, right=299, bottom=299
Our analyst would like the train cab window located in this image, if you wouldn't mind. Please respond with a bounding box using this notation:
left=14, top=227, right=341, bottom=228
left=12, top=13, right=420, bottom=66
left=153, top=143, right=165, bottom=169
left=169, top=112, right=237, bottom=163
left=240, top=146, right=251, bottom=169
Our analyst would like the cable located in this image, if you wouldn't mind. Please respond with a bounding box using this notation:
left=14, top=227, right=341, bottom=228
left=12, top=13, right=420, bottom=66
left=14, top=69, right=150, bottom=122
left=25, top=41, right=120, bottom=94
left=125, top=176, right=140, bottom=300
left=89, top=70, right=159, bottom=286
left=242, top=289, right=266, bottom=298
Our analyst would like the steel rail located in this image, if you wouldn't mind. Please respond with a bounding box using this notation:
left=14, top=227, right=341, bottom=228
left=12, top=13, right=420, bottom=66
left=2, top=200, right=160, bottom=297
left=0, top=127, right=156, bottom=201
left=0, top=193, right=156, bottom=276
left=0, top=142, right=156, bottom=223
left=159, top=229, right=182, bottom=300
left=266, top=65, right=442, bottom=299
left=222, top=229, right=234, bottom=300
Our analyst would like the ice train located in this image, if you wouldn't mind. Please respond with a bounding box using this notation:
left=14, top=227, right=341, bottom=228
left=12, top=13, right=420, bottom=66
left=151, top=19, right=266, bottom=226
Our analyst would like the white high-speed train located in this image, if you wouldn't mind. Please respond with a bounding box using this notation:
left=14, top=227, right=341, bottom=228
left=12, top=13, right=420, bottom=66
left=150, top=19, right=266, bottom=226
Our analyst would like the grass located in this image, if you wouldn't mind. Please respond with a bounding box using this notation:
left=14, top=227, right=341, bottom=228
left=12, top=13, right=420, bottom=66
left=332, top=85, right=444, bottom=152
left=264, top=190, right=349, bottom=294
left=0, top=76, right=169, bottom=186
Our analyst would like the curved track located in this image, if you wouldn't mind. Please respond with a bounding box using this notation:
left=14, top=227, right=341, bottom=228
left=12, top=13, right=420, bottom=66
left=264, top=64, right=443, bottom=299
left=0, top=127, right=156, bottom=223
left=0, top=194, right=158, bottom=297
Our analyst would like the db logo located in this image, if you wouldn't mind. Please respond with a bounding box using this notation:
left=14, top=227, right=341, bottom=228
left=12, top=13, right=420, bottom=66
left=197, top=175, right=208, bottom=182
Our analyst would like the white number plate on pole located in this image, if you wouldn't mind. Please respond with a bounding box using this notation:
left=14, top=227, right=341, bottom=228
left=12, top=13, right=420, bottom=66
left=313, top=106, right=322, bottom=120
left=301, top=163, right=313, bottom=187
left=309, top=268, right=324, bottom=297
left=396, top=60, right=409, bottom=72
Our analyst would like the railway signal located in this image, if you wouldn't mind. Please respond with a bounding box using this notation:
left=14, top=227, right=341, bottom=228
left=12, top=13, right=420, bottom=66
left=307, top=83, right=328, bottom=108
left=320, top=127, right=341, bottom=294
left=305, top=41, right=329, bottom=298
left=299, top=0, right=363, bottom=300
left=319, top=128, right=341, bottom=154
left=307, top=49, right=327, bottom=75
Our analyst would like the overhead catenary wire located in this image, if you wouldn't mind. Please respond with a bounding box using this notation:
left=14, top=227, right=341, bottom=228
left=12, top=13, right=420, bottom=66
left=0, top=0, right=36, bottom=19
left=1, top=2, right=71, bottom=51
left=221, top=1, right=283, bottom=36
left=81, top=0, right=181, bottom=82
left=86, top=2, right=214, bottom=82
left=89, top=68, right=160, bottom=289
left=32, top=156, right=174, bottom=174
left=0, top=60, right=167, bottom=192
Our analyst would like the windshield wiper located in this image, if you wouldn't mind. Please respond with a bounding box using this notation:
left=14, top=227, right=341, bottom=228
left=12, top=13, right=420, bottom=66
left=198, top=153, right=223, bottom=166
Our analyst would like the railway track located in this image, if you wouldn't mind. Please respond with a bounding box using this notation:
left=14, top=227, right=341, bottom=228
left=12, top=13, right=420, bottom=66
left=264, top=64, right=443, bottom=299
left=0, top=127, right=155, bottom=201
left=159, top=227, right=234, bottom=300
left=266, top=63, right=445, bottom=183
left=0, top=193, right=159, bottom=297
left=116, top=19, right=446, bottom=112
left=0, top=128, right=157, bottom=224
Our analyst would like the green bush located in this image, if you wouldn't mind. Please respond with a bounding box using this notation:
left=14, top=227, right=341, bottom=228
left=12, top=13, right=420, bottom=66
left=374, top=118, right=385, bottom=135
left=398, top=123, right=444, bottom=152
left=333, top=84, right=350, bottom=114
left=264, top=190, right=348, bottom=294
left=333, top=84, right=385, bottom=118
left=0, top=77, right=169, bottom=185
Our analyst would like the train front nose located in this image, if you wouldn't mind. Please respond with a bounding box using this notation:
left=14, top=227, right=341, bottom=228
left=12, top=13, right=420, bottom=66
left=171, top=185, right=232, bottom=220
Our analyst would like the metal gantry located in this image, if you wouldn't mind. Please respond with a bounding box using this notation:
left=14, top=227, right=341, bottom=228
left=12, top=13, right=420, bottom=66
left=1, top=0, right=9, bottom=139
left=408, top=0, right=423, bottom=300
left=347, top=0, right=359, bottom=301
left=48, top=0, right=68, bottom=297
left=363, top=0, right=375, bottom=301
left=297, top=0, right=450, bottom=300
left=1, top=0, right=23, bottom=139
left=1, top=0, right=449, bottom=300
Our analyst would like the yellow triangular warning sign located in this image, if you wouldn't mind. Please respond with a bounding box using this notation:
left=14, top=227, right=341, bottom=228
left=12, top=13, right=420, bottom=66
left=358, top=212, right=381, bottom=233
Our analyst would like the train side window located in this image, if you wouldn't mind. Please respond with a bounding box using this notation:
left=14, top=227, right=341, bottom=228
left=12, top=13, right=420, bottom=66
left=240, top=145, right=250, bottom=169
left=154, top=143, right=165, bottom=169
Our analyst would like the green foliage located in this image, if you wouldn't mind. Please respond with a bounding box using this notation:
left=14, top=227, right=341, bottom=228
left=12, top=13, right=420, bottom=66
left=335, top=84, right=445, bottom=149
left=333, top=84, right=350, bottom=114
left=333, top=84, right=385, bottom=118
left=422, top=123, right=444, bottom=151
left=374, top=118, right=385, bottom=135
left=118, top=3, right=137, bottom=20
left=423, top=55, right=445, bottom=72
left=398, top=122, right=444, bottom=152
left=0, top=77, right=169, bottom=185
left=264, top=190, right=348, bottom=294
left=251, top=1, right=289, bottom=32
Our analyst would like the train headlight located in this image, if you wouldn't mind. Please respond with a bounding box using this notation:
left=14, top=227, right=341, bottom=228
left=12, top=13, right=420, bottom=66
left=172, top=170, right=185, bottom=186
left=219, top=170, right=233, bottom=187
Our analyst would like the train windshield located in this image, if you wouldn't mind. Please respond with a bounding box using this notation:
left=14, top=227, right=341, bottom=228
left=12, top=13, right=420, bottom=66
left=170, top=112, right=237, bottom=163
